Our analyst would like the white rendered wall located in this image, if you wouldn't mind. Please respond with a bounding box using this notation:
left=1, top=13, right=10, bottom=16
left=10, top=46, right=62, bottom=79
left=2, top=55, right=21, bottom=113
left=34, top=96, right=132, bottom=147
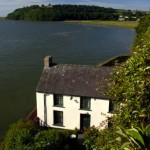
left=91, top=98, right=109, bottom=129
left=36, top=92, right=45, bottom=122
left=36, top=92, right=110, bottom=130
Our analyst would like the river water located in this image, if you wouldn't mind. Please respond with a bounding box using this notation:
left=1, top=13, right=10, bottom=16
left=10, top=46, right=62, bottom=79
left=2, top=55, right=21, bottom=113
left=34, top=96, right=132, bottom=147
left=0, top=20, right=135, bottom=139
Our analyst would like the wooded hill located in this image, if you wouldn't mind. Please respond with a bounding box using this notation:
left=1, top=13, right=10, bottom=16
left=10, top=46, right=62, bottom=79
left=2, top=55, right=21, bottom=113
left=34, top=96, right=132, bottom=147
left=6, top=4, right=119, bottom=21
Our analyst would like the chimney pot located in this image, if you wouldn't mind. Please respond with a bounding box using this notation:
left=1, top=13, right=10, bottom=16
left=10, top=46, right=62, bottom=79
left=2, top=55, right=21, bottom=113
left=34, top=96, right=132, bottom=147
left=44, top=56, right=52, bottom=67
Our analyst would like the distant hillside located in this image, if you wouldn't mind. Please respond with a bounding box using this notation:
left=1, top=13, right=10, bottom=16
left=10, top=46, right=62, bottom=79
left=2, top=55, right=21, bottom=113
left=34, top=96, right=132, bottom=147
left=7, top=4, right=146, bottom=22
left=7, top=4, right=119, bottom=21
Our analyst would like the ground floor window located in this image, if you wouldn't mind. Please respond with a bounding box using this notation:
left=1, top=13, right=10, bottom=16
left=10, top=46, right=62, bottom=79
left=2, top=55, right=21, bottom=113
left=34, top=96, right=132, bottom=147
left=53, top=111, right=63, bottom=126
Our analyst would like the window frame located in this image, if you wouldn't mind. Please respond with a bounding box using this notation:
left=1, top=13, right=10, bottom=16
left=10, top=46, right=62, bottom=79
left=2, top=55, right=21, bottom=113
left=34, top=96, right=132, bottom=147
left=80, top=114, right=91, bottom=130
left=54, top=94, right=63, bottom=107
left=80, top=97, right=91, bottom=110
left=53, top=110, right=63, bottom=126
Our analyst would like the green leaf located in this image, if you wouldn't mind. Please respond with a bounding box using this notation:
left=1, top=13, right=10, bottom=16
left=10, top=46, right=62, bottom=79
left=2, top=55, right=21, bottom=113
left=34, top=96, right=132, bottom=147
left=136, top=127, right=144, bottom=135
left=146, top=124, right=150, bottom=135
left=115, top=136, right=122, bottom=142
left=129, top=136, right=141, bottom=148
left=126, top=128, right=145, bottom=146
left=116, top=127, right=128, bottom=138
left=123, top=148, right=132, bottom=150
left=121, top=142, right=130, bottom=149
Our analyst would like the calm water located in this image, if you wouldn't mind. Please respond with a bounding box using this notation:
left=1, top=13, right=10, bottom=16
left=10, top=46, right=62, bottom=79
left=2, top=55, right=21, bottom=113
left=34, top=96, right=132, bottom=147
left=0, top=20, right=135, bottom=138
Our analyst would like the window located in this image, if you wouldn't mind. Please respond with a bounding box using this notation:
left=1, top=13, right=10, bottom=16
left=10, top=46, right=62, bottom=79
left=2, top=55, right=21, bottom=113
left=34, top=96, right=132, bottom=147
left=53, top=111, right=63, bottom=126
left=80, top=97, right=91, bottom=110
left=54, top=94, right=63, bottom=107
left=109, top=100, right=114, bottom=112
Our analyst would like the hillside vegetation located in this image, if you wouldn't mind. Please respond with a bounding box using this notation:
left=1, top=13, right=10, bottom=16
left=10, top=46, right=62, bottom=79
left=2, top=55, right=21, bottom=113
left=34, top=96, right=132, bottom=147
left=84, top=13, right=150, bottom=150
left=6, top=5, right=118, bottom=21
left=6, top=4, right=146, bottom=22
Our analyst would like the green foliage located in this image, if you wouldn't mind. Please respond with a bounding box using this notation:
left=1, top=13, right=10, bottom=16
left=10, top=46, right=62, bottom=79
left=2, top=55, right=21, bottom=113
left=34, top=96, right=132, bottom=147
left=99, top=28, right=150, bottom=147
left=4, top=120, right=37, bottom=150
left=2, top=120, right=76, bottom=150
left=133, top=13, right=150, bottom=48
left=34, top=129, right=73, bottom=150
left=6, top=4, right=119, bottom=21
left=116, top=124, right=150, bottom=149
left=84, top=126, right=121, bottom=150
left=84, top=13, right=150, bottom=150
left=97, top=128, right=122, bottom=150
left=107, top=27, right=150, bottom=128
left=0, top=141, right=5, bottom=150
left=83, top=126, right=99, bottom=150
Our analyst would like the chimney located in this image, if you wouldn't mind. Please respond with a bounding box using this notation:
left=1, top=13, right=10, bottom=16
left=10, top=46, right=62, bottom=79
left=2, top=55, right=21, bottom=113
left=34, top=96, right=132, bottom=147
left=44, top=56, right=52, bottom=67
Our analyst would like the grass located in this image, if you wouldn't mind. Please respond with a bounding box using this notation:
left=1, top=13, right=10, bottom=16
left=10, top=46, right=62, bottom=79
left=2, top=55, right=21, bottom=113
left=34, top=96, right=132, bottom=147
left=65, top=20, right=138, bottom=29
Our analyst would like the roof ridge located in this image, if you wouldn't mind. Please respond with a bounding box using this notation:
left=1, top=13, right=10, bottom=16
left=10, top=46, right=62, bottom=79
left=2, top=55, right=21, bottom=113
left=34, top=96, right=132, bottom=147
left=51, top=63, right=112, bottom=69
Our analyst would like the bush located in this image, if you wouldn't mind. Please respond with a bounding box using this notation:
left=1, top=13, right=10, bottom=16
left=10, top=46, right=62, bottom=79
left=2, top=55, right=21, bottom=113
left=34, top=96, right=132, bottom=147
left=3, top=120, right=37, bottom=150
left=83, top=126, right=99, bottom=150
left=133, top=13, right=150, bottom=48
left=2, top=120, right=78, bottom=150
left=34, top=129, right=74, bottom=150
left=0, top=141, right=4, bottom=150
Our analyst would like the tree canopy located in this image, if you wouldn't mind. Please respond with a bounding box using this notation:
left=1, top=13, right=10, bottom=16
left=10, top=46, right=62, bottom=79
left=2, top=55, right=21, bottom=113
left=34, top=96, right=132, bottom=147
left=6, top=4, right=119, bottom=21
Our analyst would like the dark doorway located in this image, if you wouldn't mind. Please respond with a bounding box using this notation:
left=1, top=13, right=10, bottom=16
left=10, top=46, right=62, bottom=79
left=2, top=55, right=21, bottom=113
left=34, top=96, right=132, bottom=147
left=80, top=114, right=90, bottom=131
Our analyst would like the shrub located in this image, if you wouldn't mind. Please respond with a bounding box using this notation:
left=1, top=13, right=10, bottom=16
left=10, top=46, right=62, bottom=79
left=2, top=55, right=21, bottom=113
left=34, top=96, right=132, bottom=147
left=83, top=126, right=99, bottom=150
left=4, top=120, right=37, bottom=150
left=133, top=13, right=150, bottom=48
left=34, top=129, right=74, bottom=150
left=3, top=120, right=77, bottom=150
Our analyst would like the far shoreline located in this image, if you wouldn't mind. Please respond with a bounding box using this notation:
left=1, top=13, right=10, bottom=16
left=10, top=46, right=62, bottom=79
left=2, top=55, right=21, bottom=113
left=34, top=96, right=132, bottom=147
left=1, top=18, right=138, bottom=29
left=64, top=20, right=138, bottom=29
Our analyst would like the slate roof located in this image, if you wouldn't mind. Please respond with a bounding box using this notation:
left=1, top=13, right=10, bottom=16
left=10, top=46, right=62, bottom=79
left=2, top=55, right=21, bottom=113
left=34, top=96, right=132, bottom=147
left=36, top=64, right=113, bottom=99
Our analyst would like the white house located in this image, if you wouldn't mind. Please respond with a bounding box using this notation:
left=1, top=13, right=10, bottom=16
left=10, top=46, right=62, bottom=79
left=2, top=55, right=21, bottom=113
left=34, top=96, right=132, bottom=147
left=36, top=56, right=113, bottom=131
left=119, top=15, right=125, bottom=21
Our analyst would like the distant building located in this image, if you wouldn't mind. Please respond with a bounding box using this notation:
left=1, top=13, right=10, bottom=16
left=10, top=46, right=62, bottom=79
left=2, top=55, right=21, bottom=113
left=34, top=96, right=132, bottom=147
left=119, top=15, right=125, bottom=21
left=36, top=56, right=113, bottom=131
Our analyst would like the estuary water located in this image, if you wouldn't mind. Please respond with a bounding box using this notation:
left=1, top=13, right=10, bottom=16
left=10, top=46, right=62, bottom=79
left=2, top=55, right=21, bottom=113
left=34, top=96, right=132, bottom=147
left=0, top=20, right=135, bottom=138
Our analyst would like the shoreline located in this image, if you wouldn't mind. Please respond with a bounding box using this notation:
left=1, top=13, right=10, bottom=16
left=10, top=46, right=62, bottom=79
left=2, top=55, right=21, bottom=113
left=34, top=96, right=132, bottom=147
left=1, top=19, right=138, bottom=29
left=64, top=20, right=138, bottom=29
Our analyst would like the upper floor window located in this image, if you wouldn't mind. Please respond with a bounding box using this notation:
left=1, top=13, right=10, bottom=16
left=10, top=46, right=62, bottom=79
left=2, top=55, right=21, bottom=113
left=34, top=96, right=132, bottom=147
left=109, top=100, right=114, bottom=112
left=80, top=97, right=91, bottom=110
left=54, top=94, right=63, bottom=107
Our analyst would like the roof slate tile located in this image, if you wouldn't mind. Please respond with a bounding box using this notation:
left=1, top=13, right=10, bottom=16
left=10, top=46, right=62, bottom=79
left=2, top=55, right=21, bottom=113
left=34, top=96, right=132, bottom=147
left=36, top=64, right=113, bottom=99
